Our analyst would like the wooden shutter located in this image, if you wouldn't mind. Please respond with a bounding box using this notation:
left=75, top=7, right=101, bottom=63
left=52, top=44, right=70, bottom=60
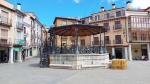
left=1, top=29, right=8, bottom=38
left=1, top=10, right=8, bottom=18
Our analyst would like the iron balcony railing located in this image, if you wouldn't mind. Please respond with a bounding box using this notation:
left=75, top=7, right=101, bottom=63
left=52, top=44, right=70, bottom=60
left=92, top=41, right=103, bottom=45
left=113, top=24, right=122, bottom=30
left=103, top=25, right=110, bottom=30
left=113, top=39, right=123, bottom=44
left=16, top=22, right=24, bottom=29
left=0, top=15, right=12, bottom=26
left=14, top=39, right=25, bottom=45
left=0, top=38, right=11, bottom=46
left=105, top=40, right=111, bottom=44
left=131, top=37, right=150, bottom=42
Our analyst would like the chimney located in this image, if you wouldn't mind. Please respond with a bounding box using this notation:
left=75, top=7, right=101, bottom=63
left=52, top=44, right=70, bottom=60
left=126, top=1, right=131, bottom=10
left=17, top=3, right=21, bottom=10
left=112, top=4, right=115, bottom=9
left=101, top=7, right=104, bottom=12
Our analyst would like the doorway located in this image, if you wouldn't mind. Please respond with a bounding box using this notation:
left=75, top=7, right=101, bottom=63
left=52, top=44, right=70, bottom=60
left=115, top=48, right=122, bottom=59
left=0, top=50, right=8, bottom=63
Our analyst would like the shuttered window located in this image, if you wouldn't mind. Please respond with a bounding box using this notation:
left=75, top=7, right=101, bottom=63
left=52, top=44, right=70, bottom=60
left=1, top=10, right=8, bottom=18
left=17, top=31, right=21, bottom=39
left=1, top=29, right=8, bottom=38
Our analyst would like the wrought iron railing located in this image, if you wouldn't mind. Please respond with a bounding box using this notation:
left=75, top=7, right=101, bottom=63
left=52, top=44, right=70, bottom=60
left=0, top=15, right=12, bottom=26
left=49, top=46, right=105, bottom=54
left=105, top=40, right=111, bottom=44
left=16, top=22, right=24, bottom=29
left=113, top=24, right=122, bottom=30
left=113, top=39, right=123, bottom=44
left=92, top=41, right=103, bottom=45
left=103, top=26, right=110, bottom=30
left=0, top=38, right=11, bottom=46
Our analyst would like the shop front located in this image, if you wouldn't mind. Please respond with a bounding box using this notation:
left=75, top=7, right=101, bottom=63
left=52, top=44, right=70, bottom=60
left=0, top=47, right=9, bottom=63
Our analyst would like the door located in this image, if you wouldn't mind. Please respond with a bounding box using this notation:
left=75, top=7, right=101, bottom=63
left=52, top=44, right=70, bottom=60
left=115, top=48, right=122, bottom=59
left=30, top=48, right=32, bottom=56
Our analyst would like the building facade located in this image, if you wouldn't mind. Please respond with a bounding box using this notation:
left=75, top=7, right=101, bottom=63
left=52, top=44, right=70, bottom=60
left=0, top=0, right=15, bottom=63
left=13, top=3, right=26, bottom=62
left=90, top=1, right=150, bottom=60
left=0, top=0, right=43, bottom=63
left=25, top=12, right=43, bottom=57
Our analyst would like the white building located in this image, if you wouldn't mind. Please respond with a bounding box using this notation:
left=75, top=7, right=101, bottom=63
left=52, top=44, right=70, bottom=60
left=23, top=13, right=32, bottom=58
left=13, top=3, right=26, bottom=62
left=24, top=12, right=42, bottom=57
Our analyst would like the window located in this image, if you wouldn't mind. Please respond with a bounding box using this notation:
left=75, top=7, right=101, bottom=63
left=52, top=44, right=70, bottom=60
left=1, top=10, right=8, bottom=23
left=81, top=20, right=85, bottom=24
left=62, top=40, right=67, bottom=46
left=24, top=27, right=26, bottom=34
left=93, top=37, right=99, bottom=45
left=95, top=16, right=97, bottom=21
left=104, top=14, right=107, bottom=19
left=71, top=40, right=75, bottom=47
left=104, top=23, right=109, bottom=30
left=114, top=21, right=122, bottom=29
left=115, top=35, right=121, bottom=44
left=17, top=31, right=21, bottom=39
left=62, top=20, right=66, bottom=26
left=98, top=15, right=100, bottom=20
left=132, top=31, right=137, bottom=41
left=81, top=40, right=85, bottom=46
left=116, top=11, right=121, bottom=17
left=107, top=13, right=110, bottom=18
left=1, top=29, right=8, bottom=38
left=17, top=15, right=22, bottom=22
left=1, top=10, right=8, bottom=18
left=105, top=36, right=110, bottom=44
left=95, top=15, right=100, bottom=21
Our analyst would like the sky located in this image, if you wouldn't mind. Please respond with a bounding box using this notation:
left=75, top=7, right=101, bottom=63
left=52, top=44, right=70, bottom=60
left=7, top=0, right=150, bottom=28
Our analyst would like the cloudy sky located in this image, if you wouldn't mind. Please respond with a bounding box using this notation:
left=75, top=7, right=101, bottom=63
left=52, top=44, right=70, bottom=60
left=8, top=0, right=150, bottom=27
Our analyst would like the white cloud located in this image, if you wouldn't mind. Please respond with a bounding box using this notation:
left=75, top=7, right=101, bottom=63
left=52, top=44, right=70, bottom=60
left=131, top=0, right=150, bottom=9
left=73, top=0, right=81, bottom=3
left=107, top=0, right=118, bottom=4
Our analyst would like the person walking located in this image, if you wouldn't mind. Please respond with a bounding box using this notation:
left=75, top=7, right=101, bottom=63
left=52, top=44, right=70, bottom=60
left=22, top=51, right=25, bottom=61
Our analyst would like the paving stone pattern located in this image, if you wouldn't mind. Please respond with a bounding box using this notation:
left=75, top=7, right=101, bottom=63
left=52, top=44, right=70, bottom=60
left=0, top=57, right=150, bottom=84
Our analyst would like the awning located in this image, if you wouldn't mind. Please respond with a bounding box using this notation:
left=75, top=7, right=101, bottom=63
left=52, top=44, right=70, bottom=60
left=13, top=48, right=19, bottom=51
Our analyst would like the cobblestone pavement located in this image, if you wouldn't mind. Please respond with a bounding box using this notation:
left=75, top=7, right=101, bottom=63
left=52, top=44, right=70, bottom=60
left=0, top=57, right=150, bottom=84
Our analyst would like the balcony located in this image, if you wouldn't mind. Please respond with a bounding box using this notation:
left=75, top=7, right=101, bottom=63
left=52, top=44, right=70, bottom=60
left=113, top=24, right=122, bottom=30
left=14, top=39, right=25, bottom=46
left=105, top=40, right=111, bottom=45
left=16, top=22, right=24, bottom=30
left=24, top=31, right=29, bottom=37
left=113, top=39, right=123, bottom=44
left=92, top=41, right=103, bottom=46
left=103, top=26, right=110, bottom=31
left=130, top=37, right=150, bottom=42
left=0, top=38, right=11, bottom=47
left=0, top=15, right=12, bottom=27
left=23, top=41, right=31, bottom=49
